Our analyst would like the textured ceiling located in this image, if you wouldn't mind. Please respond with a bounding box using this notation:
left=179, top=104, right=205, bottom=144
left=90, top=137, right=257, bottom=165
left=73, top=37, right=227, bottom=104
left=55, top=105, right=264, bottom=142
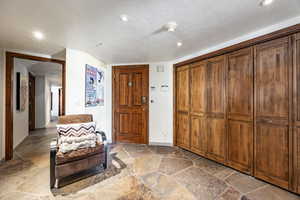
left=1, top=0, right=300, bottom=63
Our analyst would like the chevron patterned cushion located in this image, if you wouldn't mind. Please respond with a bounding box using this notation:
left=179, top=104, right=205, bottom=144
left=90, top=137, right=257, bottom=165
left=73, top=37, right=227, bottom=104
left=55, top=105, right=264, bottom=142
left=57, top=122, right=96, bottom=137
left=57, top=122, right=97, bottom=153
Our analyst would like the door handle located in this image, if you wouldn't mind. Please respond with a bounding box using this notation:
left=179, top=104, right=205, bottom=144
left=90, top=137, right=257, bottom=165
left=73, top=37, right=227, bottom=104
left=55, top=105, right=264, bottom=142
left=141, top=96, right=147, bottom=104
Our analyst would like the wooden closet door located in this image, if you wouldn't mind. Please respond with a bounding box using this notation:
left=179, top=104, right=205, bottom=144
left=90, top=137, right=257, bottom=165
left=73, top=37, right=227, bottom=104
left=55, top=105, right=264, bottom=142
left=190, top=61, right=207, bottom=156
left=293, top=33, right=300, bottom=193
left=206, top=56, right=227, bottom=163
left=254, top=37, right=292, bottom=189
left=176, top=66, right=190, bottom=149
left=227, top=47, right=254, bottom=174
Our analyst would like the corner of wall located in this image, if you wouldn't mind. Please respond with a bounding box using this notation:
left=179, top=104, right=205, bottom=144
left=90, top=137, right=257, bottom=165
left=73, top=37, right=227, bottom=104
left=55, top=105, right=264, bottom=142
left=0, top=49, right=5, bottom=160
left=65, top=48, right=110, bottom=141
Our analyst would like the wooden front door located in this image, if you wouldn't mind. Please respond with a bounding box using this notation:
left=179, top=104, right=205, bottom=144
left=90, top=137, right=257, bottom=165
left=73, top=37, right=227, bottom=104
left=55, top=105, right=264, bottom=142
left=113, top=65, right=149, bottom=144
left=254, top=37, right=292, bottom=189
left=28, top=72, right=35, bottom=131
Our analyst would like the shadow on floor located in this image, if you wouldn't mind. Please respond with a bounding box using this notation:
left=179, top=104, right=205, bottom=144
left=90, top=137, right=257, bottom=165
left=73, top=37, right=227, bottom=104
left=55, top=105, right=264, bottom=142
left=51, top=152, right=127, bottom=196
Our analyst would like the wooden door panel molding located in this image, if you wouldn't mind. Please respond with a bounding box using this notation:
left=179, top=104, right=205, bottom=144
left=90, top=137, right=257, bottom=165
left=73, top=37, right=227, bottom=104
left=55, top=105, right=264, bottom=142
left=191, top=115, right=207, bottom=156
left=190, top=61, right=207, bottom=115
left=118, top=73, right=130, bottom=106
left=255, top=37, right=290, bottom=121
left=112, top=65, right=149, bottom=144
left=227, top=120, right=253, bottom=174
left=176, top=66, right=190, bottom=113
left=132, top=72, right=143, bottom=106
left=227, top=47, right=254, bottom=121
left=255, top=123, right=290, bottom=189
left=207, top=118, right=226, bottom=162
left=176, top=112, right=190, bottom=149
left=207, top=55, right=226, bottom=115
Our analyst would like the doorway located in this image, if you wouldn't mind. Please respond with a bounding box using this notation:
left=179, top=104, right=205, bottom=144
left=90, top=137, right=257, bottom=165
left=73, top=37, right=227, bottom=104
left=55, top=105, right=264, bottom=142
left=5, top=52, right=66, bottom=160
left=112, top=65, right=149, bottom=144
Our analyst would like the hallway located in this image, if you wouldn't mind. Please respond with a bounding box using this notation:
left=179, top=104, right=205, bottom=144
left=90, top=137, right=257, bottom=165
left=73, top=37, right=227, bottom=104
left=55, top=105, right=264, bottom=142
left=0, top=129, right=299, bottom=200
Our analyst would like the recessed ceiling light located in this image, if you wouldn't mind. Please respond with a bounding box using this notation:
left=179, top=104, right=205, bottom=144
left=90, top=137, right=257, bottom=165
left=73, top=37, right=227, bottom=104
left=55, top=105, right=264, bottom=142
left=260, top=0, right=274, bottom=6
left=177, top=42, right=182, bottom=47
left=33, top=31, right=44, bottom=40
left=96, top=42, right=103, bottom=47
left=166, top=22, right=178, bottom=32
left=120, top=15, right=129, bottom=22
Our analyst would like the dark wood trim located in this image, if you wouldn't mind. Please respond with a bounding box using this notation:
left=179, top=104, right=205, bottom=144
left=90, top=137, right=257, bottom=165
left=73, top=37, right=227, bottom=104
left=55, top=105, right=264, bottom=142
left=5, top=52, right=66, bottom=160
left=112, top=64, right=149, bottom=144
left=292, top=33, right=300, bottom=193
left=5, top=53, right=14, bottom=160
left=288, top=36, right=294, bottom=191
left=174, top=23, right=300, bottom=68
left=173, top=65, right=177, bottom=146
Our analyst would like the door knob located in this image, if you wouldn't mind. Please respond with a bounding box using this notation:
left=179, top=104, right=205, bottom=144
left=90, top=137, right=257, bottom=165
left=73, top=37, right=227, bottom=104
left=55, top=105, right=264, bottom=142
left=142, top=96, right=147, bottom=104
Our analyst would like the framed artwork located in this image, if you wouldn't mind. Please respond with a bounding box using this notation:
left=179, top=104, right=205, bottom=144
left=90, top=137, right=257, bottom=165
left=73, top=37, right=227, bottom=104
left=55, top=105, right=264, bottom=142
left=85, top=64, right=104, bottom=107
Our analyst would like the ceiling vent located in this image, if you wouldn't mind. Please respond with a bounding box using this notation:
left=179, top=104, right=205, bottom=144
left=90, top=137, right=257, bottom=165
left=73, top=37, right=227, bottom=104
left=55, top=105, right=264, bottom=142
left=165, top=22, right=178, bottom=32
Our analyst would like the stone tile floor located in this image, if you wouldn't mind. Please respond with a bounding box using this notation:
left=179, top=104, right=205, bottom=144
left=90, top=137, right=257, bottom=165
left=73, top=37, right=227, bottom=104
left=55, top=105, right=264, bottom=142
left=0, top=128, right=299, bottom=200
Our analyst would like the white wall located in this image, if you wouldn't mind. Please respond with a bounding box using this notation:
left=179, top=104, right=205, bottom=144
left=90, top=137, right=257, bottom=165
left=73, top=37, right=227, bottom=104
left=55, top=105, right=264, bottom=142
left=13, top=59, right=29, bottom=148
left=149, top=63, right=173, bottom=145
left=51, top=86, right=60, bottom=118
left=106, top=62, right=174, bottom=145
left=45, top=76, right=51, bottom=126
left=0, top=49, right=5, bottom=159
left=65, top=49, right=108, bottom=139
left=35, top=76, right=46, bottom=129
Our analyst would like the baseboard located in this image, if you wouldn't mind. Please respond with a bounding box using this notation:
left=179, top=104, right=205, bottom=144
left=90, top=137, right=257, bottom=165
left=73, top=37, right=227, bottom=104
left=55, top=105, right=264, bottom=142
left=149, top=142, right=173, bottom=147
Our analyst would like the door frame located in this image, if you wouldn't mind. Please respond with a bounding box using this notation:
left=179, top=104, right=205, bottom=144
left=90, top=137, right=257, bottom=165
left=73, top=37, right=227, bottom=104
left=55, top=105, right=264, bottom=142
left=28, top=72, right=36, bottom=131
left=112, top=65, right=149, bottom=144
left=5, top=51, right=66, bottom=160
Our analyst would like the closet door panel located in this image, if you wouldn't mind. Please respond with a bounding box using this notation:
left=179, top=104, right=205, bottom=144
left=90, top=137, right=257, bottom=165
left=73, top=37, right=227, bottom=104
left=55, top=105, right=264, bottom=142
left=293, top=33, right=300, bottom=193
left=295, top=128, right=300, bottom=193
left=254, top=37, right=292, bottom=189
left=227, top=47, right=254, bottom=174
left=176, top=112, right=190, bottom=149
left=176, top=66, right=190, bottom=113
left=207, top=118, right=226, bottom=162
left=191, top=116, right=207, bottom=156
left=255, top=38, right=290, bottom=122
left=208, top=56, right=226, bottom=116
left=228, top=47, right=253, bottom=121
left=255, top=124, right=289, bottom=188
left=191, top=61, right=207, bottom=115
left=176, top=66, right=190, bottom=149
left=227, top=120, right=253, bottom=174
left=206, top=56, right=226, bottom=163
